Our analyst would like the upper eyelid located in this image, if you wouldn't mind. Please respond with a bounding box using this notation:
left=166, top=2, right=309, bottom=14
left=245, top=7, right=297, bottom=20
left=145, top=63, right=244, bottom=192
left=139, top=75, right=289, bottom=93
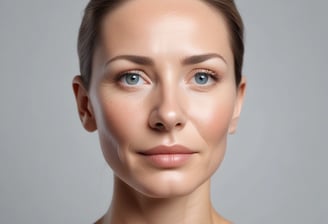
left=193, top=68, right=216, bottom=74
left=117, top=69, right=147, bottom=80
left=191, top=68, right=220, bottom=79
left=119, top=69, right=145, bottom=75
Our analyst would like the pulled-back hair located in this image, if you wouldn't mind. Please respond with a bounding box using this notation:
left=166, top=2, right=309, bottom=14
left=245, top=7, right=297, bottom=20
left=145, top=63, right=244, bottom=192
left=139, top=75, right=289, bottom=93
left=77, top=0, right=244, bottom=89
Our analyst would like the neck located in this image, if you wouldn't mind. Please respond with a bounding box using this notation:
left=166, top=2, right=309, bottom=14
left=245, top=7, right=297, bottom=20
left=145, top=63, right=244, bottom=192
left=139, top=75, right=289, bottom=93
left=97, top=176, right=230, bottom=224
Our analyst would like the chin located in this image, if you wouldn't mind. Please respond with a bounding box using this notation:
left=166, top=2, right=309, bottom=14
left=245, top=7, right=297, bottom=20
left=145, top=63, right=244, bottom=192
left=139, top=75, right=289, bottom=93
left=137, top=183, right=203, bottom=199
left=121, top=169, right=213, bottom=199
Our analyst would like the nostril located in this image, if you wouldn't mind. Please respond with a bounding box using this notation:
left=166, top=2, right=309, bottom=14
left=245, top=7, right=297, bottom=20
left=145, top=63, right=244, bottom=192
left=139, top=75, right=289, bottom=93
left=155, top=122, right=165, bottom=130
left=175, top=122, right=184, bottom=129
left=154, top=122, right=183, bottom=131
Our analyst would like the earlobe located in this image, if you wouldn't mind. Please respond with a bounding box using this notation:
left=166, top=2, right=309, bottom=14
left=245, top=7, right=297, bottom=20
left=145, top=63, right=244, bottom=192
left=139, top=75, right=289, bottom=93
left=228, top=76, right=246, bottom=134
left=72, top=75, right=97, bottom=132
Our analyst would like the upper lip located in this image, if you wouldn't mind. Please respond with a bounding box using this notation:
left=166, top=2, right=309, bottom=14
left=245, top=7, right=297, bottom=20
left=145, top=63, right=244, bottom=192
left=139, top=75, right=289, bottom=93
left=140, top=145, right=195, bottom=155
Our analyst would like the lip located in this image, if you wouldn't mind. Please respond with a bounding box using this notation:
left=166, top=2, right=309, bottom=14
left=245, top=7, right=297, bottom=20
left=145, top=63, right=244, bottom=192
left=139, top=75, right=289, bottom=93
left=139, top=145, right=196, bottom=168
left=141, top=145, right=195, bottom=155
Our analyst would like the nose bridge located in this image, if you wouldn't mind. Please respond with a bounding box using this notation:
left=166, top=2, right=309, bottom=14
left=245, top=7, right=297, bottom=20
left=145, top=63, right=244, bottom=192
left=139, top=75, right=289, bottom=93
left=160, top=83, right=180, bottom=116
left=149, top=71, right=186, bottom=131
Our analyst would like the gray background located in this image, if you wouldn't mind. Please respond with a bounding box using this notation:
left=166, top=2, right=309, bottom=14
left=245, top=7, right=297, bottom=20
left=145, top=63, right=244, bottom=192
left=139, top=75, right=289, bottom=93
left=0, top=0, right=327, bottom=223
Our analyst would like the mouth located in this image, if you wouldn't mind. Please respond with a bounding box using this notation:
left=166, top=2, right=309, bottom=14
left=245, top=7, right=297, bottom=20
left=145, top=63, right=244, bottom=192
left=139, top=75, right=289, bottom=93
left=140, top=145, right=195, bottom=155
left=138, top=145, right=196, bottom=168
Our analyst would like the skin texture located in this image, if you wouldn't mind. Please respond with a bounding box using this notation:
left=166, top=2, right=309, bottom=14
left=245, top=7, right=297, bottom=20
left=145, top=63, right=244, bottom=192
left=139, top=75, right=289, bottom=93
left=72, top=0, right=246, bottom=223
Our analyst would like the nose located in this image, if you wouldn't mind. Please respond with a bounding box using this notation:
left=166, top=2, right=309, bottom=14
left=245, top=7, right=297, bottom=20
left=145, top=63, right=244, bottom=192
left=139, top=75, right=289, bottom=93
left=148, top=88, right=186, bottom=132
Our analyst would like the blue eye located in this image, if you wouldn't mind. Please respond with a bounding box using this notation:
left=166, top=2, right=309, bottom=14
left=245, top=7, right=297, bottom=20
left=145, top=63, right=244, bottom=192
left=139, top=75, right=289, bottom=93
left=194, top=72, right=210, bottom=85
left=120, top=72, right=145, bottom=86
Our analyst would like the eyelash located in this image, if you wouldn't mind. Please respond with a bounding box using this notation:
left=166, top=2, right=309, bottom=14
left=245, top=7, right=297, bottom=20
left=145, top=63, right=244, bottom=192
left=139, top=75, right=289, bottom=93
left=190, top=69, right=220, bottom=84
left=115, top=70, right=147, bottom=86
left=114, top=68, right=220, bottom=87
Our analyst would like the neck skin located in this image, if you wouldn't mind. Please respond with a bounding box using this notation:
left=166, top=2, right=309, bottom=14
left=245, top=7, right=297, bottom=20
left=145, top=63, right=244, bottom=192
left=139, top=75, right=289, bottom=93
left=96, top=176, right=230, bottom=224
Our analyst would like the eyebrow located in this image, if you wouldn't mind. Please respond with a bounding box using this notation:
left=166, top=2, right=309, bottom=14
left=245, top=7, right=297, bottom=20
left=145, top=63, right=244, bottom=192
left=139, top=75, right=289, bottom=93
left=105, top=55, right=154, bottom=66
left=182, top=53, right=227, bottom=65
left=105, top=53, right=227, bottom=66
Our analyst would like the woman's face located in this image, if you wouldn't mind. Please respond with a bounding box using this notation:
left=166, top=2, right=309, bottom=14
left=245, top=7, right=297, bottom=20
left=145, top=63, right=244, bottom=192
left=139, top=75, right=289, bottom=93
left=78, top=0, right=245, bottom=197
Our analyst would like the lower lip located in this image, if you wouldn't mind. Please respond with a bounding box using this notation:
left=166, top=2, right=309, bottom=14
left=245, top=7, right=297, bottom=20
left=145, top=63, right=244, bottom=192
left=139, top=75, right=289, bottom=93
left=141, top=154, right=193, bottom=168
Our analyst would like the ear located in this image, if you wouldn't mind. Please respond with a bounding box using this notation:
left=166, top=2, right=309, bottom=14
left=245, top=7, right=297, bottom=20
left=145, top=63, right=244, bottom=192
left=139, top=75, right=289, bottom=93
left=228, top=76, right=246, bottom=134
left=72, top=75, right=97, bottom=132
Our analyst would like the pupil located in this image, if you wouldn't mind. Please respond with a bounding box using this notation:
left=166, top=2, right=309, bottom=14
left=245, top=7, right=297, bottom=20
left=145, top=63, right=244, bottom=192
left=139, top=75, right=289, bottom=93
left=195, top=73, right=208, bottom=84
left=126, top=73, right=139, bottom=84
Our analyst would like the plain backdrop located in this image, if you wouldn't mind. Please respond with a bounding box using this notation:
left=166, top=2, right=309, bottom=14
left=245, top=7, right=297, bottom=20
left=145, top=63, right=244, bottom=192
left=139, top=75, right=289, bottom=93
left=0, top=0, right=327, bottom=223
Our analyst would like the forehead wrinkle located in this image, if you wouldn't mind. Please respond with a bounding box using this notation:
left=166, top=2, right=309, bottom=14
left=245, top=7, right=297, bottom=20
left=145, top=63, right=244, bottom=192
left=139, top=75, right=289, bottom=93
left=98, top=0, right=234, bottom=75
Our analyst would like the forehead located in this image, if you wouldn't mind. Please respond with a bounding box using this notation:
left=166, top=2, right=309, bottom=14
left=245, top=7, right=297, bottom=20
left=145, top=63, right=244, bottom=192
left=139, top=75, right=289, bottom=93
left=98, top=0, right=232, bottom=62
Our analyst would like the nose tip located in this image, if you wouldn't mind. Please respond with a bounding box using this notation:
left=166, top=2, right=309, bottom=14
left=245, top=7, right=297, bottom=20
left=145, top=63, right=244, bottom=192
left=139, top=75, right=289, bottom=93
left=149, top=106, right=186, bottom=132
left=148, top=80, right=187, bottom=132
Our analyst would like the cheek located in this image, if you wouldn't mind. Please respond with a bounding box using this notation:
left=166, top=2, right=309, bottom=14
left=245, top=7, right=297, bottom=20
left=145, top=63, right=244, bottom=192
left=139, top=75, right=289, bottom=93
left=95, top=93, right=146, bottom=144
left=189, top=91, right=236, bottom=146
left=187, top=91, right=236, bottom=175
left=92, top=92, right=148, bottom=167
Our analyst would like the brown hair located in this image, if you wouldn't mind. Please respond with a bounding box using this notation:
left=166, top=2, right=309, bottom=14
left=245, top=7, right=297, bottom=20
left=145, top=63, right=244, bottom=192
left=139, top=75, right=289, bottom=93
left=77, top=0, right=244, bottom=90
